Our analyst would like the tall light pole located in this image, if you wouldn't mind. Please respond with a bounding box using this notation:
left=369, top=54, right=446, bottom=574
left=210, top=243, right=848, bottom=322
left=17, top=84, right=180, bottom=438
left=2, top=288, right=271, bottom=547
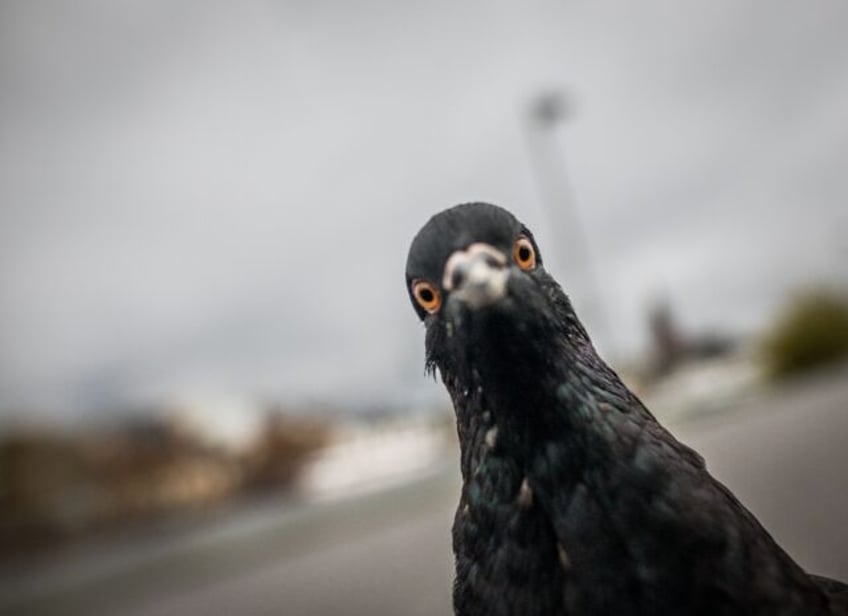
left=524, top=90, right=615, bottom=359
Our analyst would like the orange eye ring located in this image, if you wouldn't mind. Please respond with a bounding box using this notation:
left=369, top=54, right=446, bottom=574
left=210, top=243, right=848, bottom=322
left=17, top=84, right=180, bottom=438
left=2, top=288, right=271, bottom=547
left=513, top=236, right=537, bottom=271
left=412, top=280, right=442, bottom=314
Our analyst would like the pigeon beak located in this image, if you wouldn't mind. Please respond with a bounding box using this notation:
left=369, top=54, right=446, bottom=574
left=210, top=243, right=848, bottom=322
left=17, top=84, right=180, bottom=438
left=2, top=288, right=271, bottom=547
left=443, top=244, right=510, bottom=310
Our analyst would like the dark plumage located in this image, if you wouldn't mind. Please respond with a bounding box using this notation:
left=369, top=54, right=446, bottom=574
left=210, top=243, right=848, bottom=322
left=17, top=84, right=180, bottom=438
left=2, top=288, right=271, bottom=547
left=405, top=203, right=848, bottom=616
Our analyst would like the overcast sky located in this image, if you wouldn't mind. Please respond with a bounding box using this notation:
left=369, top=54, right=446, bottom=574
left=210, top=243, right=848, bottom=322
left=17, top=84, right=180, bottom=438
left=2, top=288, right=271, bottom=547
left=1, top=1, right=847, bottom=419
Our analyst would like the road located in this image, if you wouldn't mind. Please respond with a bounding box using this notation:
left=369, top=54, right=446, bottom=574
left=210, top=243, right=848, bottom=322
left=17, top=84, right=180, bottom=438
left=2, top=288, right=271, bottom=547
left=3, top=367, right=847, bottom=616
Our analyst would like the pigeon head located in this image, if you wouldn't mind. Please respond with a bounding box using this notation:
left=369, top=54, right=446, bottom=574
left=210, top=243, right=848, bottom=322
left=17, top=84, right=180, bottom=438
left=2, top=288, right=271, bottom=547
left=405, top=202, right=589, bottom=407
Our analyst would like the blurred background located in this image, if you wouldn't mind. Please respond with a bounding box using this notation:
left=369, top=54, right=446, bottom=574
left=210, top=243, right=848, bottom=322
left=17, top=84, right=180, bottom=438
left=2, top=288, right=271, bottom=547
left=2, top=1, right=848, bottom=614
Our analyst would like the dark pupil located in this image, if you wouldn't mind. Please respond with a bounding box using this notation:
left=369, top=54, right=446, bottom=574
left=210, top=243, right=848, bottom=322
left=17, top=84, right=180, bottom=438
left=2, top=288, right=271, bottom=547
left=419, top=288, right=434, bottom=303
left=519, top=246, right=532, bottom=262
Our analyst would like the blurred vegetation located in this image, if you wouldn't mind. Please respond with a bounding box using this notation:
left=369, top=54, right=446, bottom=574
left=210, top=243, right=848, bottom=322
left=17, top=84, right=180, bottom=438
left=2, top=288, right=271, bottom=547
left=243, top=414, right=331, bottom=490
left=762, top=289, right=848, bottom=380
left=0, top=412, right=330, bottom=557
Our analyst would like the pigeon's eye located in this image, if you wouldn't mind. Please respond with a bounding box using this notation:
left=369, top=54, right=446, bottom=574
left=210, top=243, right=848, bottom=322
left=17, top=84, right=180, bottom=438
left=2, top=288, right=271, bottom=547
left=513, top=236, right=537, bottom=271
left=412, top=280, right=442, bottom=314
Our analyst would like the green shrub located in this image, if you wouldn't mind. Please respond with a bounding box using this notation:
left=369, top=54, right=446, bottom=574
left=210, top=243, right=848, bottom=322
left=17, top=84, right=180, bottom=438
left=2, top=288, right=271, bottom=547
left=763, top=290, right=848, bottom=379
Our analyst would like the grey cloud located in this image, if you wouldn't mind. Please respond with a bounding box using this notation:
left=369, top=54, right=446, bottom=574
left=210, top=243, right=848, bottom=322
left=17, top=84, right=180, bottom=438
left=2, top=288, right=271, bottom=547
left=1, top=0, right=847, bottom=415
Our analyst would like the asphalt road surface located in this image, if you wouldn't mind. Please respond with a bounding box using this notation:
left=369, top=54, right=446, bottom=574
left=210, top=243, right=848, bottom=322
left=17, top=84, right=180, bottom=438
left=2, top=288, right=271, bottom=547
left=3, top=367, right=847, bottom=616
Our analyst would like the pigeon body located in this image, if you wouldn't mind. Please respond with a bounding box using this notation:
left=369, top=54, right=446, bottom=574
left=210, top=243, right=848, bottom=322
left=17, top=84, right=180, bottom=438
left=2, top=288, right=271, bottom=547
left=405, top=202, right=847, bottom=616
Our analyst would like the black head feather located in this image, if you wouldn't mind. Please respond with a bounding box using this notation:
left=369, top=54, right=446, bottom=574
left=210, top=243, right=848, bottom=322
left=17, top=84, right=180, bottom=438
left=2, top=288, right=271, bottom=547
left=406, top=203, right=540, bottom=318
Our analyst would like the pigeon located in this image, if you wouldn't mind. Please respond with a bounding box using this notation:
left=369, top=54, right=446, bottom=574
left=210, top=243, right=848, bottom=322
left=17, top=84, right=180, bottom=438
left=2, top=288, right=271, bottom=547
left=404, top=202, right=848, bottom=615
